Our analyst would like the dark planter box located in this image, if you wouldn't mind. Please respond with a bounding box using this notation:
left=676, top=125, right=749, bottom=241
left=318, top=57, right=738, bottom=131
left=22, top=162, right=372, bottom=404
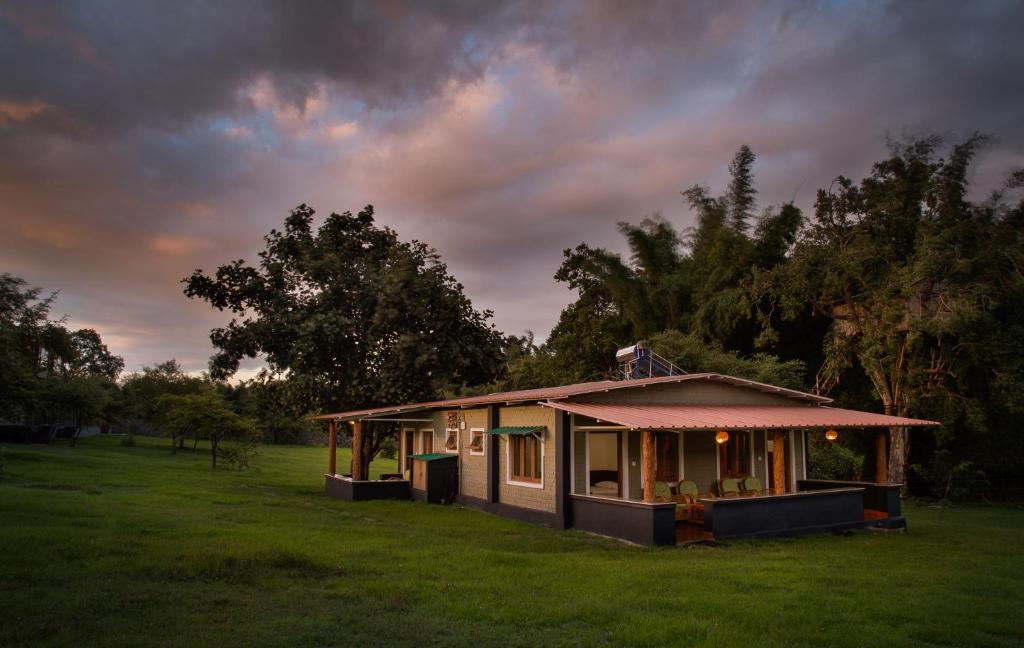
left=701, top=487, right=866, bottom=539
left=570, top=495, right=676, bottom=546
left=324, top=474, right=410, bottom=501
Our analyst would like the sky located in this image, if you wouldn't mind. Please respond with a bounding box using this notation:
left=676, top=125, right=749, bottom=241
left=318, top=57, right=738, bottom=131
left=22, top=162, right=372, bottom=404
left=2, top=0, right=1023, bottom=379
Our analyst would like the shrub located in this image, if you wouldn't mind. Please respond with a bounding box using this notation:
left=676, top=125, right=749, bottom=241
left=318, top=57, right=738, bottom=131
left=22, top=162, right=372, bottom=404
left=808, top=435, right=865, bottom=481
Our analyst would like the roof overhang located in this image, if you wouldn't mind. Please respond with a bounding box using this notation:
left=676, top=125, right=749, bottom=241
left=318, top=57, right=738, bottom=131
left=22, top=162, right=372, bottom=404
left=541, top=401, right=940, bottom=431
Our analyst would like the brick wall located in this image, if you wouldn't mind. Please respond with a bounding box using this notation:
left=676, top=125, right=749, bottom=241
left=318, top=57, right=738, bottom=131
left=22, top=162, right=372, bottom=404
left=497, top=405, right=556, bottom=513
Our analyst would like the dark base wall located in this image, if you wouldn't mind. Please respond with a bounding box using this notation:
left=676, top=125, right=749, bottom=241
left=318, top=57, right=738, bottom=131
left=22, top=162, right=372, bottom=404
left=701, top=488, right=867, bottom=539
left=457, top=494, right=565, bottom=529
left=798, top=479, right=903, bottom=517
left=570, top=495, right=676, bottom=546
left=324, top=475, right=410, bottom=501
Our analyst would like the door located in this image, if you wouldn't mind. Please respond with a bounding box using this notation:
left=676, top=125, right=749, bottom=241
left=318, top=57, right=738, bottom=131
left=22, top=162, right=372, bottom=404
left=420, top=429, right=433, bottom=454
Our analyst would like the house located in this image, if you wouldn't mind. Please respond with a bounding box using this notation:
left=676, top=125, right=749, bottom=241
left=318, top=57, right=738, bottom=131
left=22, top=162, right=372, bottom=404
left=313, top=372, right=938, bottom=546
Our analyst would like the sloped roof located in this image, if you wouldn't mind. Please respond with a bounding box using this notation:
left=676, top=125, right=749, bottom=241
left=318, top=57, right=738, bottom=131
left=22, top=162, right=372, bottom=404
left=540, top=401, right=940, bottom=430
left=311, top=373, right=831, bottom=421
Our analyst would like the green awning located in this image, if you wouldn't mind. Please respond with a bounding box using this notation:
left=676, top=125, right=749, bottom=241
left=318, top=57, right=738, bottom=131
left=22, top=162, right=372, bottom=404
left=487, top=426, right=545, bottom=436
left=411, top=453, right=455, bottom=462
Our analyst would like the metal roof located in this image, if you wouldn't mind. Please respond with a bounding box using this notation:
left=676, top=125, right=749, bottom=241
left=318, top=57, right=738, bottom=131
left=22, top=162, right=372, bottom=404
left=539, top=401, right=940, bottom=430
left=311, top=373, right=832, bottom=421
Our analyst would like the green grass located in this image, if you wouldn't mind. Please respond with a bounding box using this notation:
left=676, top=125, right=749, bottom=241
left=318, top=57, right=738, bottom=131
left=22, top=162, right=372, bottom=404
left=1, top=437, right=1022, bottom=647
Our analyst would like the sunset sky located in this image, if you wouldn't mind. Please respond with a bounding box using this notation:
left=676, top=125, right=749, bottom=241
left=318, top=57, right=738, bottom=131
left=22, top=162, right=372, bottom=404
left=2, top=1, right=1023, bottom=378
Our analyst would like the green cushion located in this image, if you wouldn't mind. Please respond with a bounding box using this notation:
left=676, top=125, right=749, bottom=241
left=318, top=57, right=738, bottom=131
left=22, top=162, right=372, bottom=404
left=655, top=481, right=672, bottom=499
left=678, top=480, right=699, bottom=498
left=720, top=478, right=740, bottom=495
left=743, top=476, right=763, bottom=492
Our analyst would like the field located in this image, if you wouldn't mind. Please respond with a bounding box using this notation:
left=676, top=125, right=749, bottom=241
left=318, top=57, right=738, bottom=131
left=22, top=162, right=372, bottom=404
left=1, top=436, right=1022, bottom=647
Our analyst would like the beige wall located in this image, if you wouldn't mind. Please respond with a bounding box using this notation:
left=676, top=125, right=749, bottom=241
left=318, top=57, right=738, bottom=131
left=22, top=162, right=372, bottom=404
left=458, top=407, right=489, bottom=500
left=575, top=380, right=798, bottom=406
left=497, top=405, right=557, bottom=513
left=682, top=430, right=718, bottom=495
left=588, top=432, right=618, bottom=470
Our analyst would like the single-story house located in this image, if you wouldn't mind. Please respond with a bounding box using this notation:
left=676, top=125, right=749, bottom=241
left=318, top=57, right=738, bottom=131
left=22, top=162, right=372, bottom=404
left=313, top=373, right=938, bottom=546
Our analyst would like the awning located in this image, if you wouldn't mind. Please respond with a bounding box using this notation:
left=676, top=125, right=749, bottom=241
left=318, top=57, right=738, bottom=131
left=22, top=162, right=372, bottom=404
left=540, top=402, right=940, bottom=430
left=487, top=426, right=545, bottom=435
left=411, top=453, right=455, bottom=462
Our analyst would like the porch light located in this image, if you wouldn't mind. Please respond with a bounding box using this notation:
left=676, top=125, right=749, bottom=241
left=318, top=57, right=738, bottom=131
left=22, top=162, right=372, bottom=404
left=825, top=428, right=839, bottom=442
left=715, top=431, right=730, bottom=444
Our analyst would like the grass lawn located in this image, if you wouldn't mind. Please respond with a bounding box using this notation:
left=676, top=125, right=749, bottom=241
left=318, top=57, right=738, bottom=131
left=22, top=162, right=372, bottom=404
left=1, top=437, right=1022, bottom=647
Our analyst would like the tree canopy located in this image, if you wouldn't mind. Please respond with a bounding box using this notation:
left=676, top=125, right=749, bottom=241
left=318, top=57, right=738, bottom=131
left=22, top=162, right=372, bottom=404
left=183, top=204, right=506, bottom=472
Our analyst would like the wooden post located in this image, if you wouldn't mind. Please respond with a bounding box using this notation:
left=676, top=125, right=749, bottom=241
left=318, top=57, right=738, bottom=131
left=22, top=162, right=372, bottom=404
left=351, top=420, right=364, bottom=480
left=327, top=420, right=337, bottom=476
left=772, top=431, right=786, bottom=494
left=875, top=430, right=888, bottom=485
left=642, top=430, right=656, bottom=503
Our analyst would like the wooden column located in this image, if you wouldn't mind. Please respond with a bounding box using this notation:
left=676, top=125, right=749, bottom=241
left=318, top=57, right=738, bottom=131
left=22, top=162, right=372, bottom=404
left=642, top=430, right=656, bottom=503
left=351, top=420, right=364, bottom=480
left=327, top=420, right=337, bottom=476
left=772, top=431, right=786, bottom=494
left=875, top=430, right=888, bottom=485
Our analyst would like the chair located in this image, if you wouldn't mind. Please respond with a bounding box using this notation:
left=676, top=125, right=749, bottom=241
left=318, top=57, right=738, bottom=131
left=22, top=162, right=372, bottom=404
left=676, top=480, right=701, bottom=522
left=654, top=481, right=673, bottom=501
left=741, top=476, right=767, bottom=496
left=718, top=477, right=742, bottom=498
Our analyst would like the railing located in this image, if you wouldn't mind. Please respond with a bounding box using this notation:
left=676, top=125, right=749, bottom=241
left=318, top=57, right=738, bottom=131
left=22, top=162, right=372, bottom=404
left=617, top=346, right=686, bottom=380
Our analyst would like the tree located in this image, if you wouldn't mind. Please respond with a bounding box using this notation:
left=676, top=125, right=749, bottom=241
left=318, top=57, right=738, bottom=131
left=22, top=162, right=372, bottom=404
left=649, top=329, right=805, bottom=389
left=66, top=329, right=125, bottom=380
left=0, top=273, right=124, bottom=429
left=183, top=205, right=505, bottom=478
left=766, top=134, right=1024, bottom=488
left=158, top=392, right=256, bottom=468
left=45, top=375, right=117, bottom=446
left=120, top=360, right=207, bottom=444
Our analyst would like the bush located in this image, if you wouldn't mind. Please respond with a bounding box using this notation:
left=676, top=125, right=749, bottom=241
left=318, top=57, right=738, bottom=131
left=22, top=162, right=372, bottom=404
left=808, top=435, right=865, bottom=481
left=216, top=441, right=258, bottom=471
left=911, top=450, right=990, bottom=502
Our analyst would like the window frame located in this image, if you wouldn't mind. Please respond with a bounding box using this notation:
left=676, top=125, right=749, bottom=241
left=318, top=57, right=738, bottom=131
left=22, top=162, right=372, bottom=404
left=506, top=431, right=544, bottom=489
left=444, top=427, right=459, bottom=454
left=468, top=427, right=486, bottom=456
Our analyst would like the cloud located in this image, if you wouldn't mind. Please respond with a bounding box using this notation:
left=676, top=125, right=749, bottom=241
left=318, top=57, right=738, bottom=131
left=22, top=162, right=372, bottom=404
left=1, top=0, right=1023, bottom=374
left=148, top=235, right=211, bottom=257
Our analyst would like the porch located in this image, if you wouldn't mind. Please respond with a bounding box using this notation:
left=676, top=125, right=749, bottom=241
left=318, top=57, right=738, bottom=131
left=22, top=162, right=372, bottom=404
left=552, top=400, right=924, bottom=545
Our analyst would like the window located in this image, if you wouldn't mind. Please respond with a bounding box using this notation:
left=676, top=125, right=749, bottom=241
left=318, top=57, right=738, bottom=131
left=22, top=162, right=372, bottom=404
left=469, top=428, right=485, bottom=455
left=444, top=427, right=458, bottom=453
left=419, top=429, right=433, bottom=454
left=719, top=431, right=751, bottom=478
left=510, top=434, right=541, bottom=484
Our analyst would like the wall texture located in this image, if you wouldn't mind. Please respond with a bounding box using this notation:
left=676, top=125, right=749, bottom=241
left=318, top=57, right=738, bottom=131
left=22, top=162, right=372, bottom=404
left=682, top=430, right=717, bottom=495
left=458, top=407, right=489, bottom=500
left=497, top=405, right=556, bottom=513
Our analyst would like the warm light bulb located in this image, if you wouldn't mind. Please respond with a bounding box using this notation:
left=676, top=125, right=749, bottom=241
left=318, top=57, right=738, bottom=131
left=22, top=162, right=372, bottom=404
left=825, top=429, right=839, bottom=442
left=715, top=430, right=730, bottom=444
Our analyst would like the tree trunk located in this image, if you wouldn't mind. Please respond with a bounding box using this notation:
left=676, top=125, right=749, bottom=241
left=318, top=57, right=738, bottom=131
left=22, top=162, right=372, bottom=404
left=211, top=437, right=217, bottom=469
left=70, top=416, right=82, bottom=448
left=171, top=432, right=178, bottom=454
left=888, top=426, right=910, bottom=490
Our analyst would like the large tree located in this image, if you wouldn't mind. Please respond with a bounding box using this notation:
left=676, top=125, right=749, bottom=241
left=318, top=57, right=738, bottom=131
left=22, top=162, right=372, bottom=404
left=183, top=205, right=504, bottom=477
left=765, top=135, right=1024, bottom=489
